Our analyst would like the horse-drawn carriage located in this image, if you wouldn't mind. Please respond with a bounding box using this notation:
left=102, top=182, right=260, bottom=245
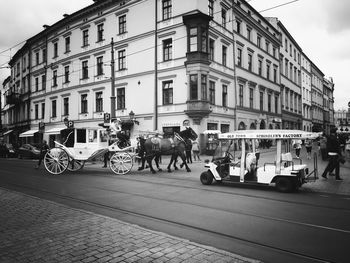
left=43, top=125, right=198, bottom=175
left=44, top=127, right=136, bottom=175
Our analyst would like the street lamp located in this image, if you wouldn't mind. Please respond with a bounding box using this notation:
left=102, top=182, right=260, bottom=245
left=129, top=110, right=135, bottom=121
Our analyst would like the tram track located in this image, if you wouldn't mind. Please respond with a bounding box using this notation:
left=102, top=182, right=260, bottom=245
left=0, top=180, right=336, bottom=263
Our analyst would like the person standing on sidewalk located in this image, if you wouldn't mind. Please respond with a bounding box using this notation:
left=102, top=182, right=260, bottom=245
left=292, top=139, right=302, bottom=158
left=305, top=138, right=313, bottom=159
left=321, top=128, right=343, bottom=180
left=192, top=140, right=201, bottom=161
left=35, top=140, right=49, bottom=169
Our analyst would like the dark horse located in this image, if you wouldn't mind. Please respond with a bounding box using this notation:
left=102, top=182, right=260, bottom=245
left=138, top=127, right=198, bottom=174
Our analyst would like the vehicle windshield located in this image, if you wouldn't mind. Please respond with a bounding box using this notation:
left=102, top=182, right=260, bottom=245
left=212, top=140, right=238, bottom=160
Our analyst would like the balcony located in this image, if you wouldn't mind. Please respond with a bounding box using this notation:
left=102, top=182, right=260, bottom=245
left=184, top=100, right=211, bottom=122
left=185, top=51, right=210, bottom=66
left=6, top=91, right=21, bottom=105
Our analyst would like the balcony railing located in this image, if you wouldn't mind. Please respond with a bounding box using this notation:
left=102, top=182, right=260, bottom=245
left=184, top=100, right=211, bottom=120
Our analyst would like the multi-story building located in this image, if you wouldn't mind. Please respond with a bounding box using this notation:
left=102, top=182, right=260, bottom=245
left=323, top=77, right=335, bottom=135
left=267, top=18, right=302, bottom=130
left=334, top=109, right=350, bottom=132
left=233, top=1, right=282, bottom=130
left=311, top=62, right=324, bottom=132
left=301, top=52, right=312, bottom=131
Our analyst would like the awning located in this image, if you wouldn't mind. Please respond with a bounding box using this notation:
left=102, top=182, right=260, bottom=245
left=45, top=127, right=65, bottom=135
left=3, top=130, right=13, bottom=136
left=19, top=129, right=39, bottom=138
left=203, top=130, right=221, bottom=135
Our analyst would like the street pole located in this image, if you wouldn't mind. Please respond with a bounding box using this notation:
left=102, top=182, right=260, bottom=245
left=231, top=0, right=238, bottom=130
left=110, top=38, right=116, bottom=119
left=154, top=0, right=158, bottom=131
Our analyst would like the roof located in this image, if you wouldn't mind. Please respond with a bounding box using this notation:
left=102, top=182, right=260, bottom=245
left=218, top=129, right=320, bottom=140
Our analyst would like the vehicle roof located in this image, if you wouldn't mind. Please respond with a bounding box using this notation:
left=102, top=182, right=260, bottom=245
left=218, top=129, right=320, bottom=140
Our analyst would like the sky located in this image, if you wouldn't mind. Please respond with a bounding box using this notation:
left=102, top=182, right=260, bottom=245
left=0, top=0, right=349, bottom=110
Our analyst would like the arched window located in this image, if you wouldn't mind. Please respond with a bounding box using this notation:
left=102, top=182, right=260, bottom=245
left=260, top=120, right=266, bottom=129
left=238, top=122, right=246, bottom=130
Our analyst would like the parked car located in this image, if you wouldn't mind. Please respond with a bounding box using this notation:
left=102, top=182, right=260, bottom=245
left=17, top=144, right=40, bottom=159
left=4, top=144, right=18, bottom=158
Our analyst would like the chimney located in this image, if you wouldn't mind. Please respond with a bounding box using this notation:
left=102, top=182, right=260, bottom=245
left=43, top=24, right=50, bottom=29
left=63, top=14, right=69, bottom=18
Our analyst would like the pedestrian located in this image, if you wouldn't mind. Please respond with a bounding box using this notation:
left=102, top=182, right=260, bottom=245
left=35, top=140, right=49, bottom=169
left=292, top=139, right=302, bottom=158
left=192, top=140, right=201, bottom=161
left=345, top=136, right=350, bottom=159
left=319, top=135, right=327, bottom=161
left=321, top=128, right=343, bottom=180
left=185, top=138, right=192, bottom=164
left=305, top=138, right=313, bottom=159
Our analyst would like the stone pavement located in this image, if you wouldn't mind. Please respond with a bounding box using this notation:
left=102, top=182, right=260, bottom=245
left=0, top=188, right=261, bottom=263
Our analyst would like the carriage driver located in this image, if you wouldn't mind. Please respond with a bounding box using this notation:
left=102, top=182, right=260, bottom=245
left=110, top=118, right=129, bottom=148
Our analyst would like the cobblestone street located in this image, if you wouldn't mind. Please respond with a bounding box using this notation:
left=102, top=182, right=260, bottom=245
left=0, top=188, right=260, bottom=263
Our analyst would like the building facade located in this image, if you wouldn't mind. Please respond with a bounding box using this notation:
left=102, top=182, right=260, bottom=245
left=1, top=0, right=336, bottom=150
left=310, top=62, right=324, bottom=132
left=301, top=52, right=312, bottom=131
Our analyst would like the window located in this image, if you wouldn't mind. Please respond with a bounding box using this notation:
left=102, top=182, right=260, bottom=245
left=221, top=9, right=227, bottom=28
left=247, top=27, right=251, bottom=41
left=53, top=42, right=58, bottom=58
left=285, top=59, right=288, bottom=76
left=201, top=75, right=207, bottom=100
left=239, top=84, right=243, bottom=107
left=222, top=85, right=227, bottom=107
left=162, top=0, right=172, bottom=20
left=163, top=38, right=172, bottom=61
left=41, top=75, right=46, bottom=90
left=82, top=61, right=88, bottom=79
left=289, top=63, right=293, bottom=80
left=63, top=97, right=69, bottom=116
left=209, top=81, right=215, bottom=104
left=53, top=70, right=57, bottom=86
left=285, top=89, right=289, bottom=109
left=208, top=0, right=214, bottom=17
left=273, top=65, right=277, bottom=83
left=272, top=47, right=276, bottom=58
left=162, top=81, right=173, bottom=105
left=35, top=52, right=39, bottom=65
left=117, top=88, right=125, bottom=109
left=275, top=95, right=278, bottom=113
left=209, top=39, right=214, bottom=60
left=249, top=88, right=254, bottom=108
left=118, top=50, right=126, bottom=70
left=82, top=29, right=89, bottom=47
left=81, top=94, right=88, bottom=113
left=266, top=63, right=270, bottom=80
left=289, top=44, right=292, bottom=56
left=285, top=39, right=288, bottom=52
left=257, top=35, right=261, bottom=48
left=258, top=59, right=262, bottom=75
left=41, top=103, right=45, bottom=119
left=97, top=56, right=103, bottom=75
left=96, top=92, right=103, bottom=112
left=189, top=27, right=198, bottom=52
left=237, top=48, right=242, bottom=67
left=35, top=104, right=39, bottom=120
left=247, top=53, right=252, bottom=71
left=119, top=15, right=126, bottom=34
left=190, top=74, right=198, bottom=100
left=35, top=77, right=39, bottom=91
left=52, top=100, right=57, bottom=117
left=268, top=94, right=271, bottom=112
left=236, top=20, right=241, bottom=34
left=265, top=41, right=269, bottom=53
left=201, top=27, right=208, bottom=52
left=222, top=45, right=227, bottom=66
left=42, top=49, right=47, bottom=63
left=97, top=24, right=104, bottom=42
left=64, top=66, right=69, bottom=83
left=65, top=37, right=70, bottom=53
left=260, top=91, right=264, bottom=111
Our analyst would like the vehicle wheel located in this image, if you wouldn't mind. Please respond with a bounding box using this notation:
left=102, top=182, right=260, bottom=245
left=110, top=152, right=133, bottom=175
left=67, top=159, right=85, bottom=171
left=275, top=177, right=294, bottom=192
left=44, top=148, right=69, bottom=175
left=200, top=171, right=214, bottom=185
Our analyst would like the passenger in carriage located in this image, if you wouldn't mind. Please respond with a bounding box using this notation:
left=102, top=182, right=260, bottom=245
left=110, top=118, right=130, bottom=148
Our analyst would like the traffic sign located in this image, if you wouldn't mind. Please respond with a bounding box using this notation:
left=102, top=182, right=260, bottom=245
left=67, top=120, right=74, bottom=128
left=104, top=112, right=111, bottom=123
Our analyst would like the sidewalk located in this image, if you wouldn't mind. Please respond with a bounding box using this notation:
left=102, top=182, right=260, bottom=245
left=0, top=188, right=261, bottom=263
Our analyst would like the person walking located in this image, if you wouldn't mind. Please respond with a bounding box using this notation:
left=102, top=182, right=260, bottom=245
left=185, top=138, right=192, bottom=164
left=292, top=139, right=302, bottom=158
left=305, top=138, right=313, bottom=159
left=35, top=140, right=49, bottom=169
left=321, top=128, right=343, bottom=180
left=345, top=136, right=350, bottom=160
left=192, top=140, right=201, bottom=161
left=319, top=135, right=327, bottom=161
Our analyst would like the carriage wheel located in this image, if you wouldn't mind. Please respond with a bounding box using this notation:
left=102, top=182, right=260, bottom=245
left=110, top=152, right=133, bottom=175
left=67, top=159, right=85, bottom=172
left=44, top=148, right=69, bottom=175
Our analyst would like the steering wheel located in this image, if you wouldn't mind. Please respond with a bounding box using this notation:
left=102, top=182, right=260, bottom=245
left=225, top=151, right=234, bottom=161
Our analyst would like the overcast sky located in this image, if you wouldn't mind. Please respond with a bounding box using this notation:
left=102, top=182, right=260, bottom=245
left=0, top=0, right=349, bottom=110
